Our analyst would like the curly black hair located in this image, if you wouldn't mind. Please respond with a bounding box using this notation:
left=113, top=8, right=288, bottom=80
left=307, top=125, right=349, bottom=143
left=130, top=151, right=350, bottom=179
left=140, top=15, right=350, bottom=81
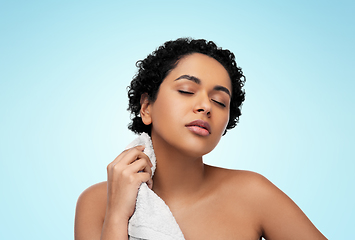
left=127, top=38, right=246, bottom=136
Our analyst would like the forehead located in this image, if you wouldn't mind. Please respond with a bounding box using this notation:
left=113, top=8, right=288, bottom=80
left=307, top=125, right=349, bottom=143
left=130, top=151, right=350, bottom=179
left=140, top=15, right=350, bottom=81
left=165, top=53, right=232, bottom=90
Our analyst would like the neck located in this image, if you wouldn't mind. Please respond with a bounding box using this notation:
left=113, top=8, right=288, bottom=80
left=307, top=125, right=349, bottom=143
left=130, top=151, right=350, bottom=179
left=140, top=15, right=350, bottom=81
left=150, top=133, right=207, bottom=204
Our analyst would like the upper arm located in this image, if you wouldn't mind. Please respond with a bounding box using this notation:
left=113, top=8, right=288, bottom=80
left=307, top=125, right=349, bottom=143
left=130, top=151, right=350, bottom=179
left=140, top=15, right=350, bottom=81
left=75, top=182, right=107, bottom=240
left=251, top=174, right=327, bottom=240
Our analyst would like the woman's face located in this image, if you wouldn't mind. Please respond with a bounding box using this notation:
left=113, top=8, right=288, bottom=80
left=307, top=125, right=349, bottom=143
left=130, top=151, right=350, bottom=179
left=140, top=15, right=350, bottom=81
left=146, top=53, right=232, bottom=157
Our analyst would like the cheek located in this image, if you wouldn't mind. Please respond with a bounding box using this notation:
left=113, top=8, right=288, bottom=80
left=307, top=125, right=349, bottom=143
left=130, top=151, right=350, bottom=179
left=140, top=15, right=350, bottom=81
left=155, top=91, right=189, bottom=114
left=217, top=110, right=230, bottom=132
left=224, top=110, right=230, bottom=127
left=151, top=93, right=182, bottom=125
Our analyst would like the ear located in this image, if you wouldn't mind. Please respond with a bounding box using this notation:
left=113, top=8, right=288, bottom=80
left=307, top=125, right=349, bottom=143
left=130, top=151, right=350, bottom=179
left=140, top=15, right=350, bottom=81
left=140, top=93, right=152, bottom=125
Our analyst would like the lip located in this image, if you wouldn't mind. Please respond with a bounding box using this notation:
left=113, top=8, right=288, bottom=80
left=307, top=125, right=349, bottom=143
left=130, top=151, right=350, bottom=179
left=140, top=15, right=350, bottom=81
left=185, top=119, right=211, bottom=135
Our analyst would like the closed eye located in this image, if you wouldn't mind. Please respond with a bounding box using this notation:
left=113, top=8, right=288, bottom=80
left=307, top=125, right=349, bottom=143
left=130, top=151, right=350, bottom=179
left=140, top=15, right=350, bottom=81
left=178, top=90, right=194, bottom=95
left=212, top=99, right=226, bottom=107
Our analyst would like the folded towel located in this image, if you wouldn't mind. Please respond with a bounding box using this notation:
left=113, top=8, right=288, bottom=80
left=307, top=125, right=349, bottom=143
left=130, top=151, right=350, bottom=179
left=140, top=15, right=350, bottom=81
left=125, top=133, right=185, bottom=240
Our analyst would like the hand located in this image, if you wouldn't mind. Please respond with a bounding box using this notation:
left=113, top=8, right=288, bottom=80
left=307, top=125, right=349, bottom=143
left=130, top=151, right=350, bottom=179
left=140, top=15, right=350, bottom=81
left=105, top=145, right=153, bottom=222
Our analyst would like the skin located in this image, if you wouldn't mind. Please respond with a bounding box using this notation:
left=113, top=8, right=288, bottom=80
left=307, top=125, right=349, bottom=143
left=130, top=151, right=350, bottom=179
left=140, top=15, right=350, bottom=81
left=75, top=53, right=327, bottom=240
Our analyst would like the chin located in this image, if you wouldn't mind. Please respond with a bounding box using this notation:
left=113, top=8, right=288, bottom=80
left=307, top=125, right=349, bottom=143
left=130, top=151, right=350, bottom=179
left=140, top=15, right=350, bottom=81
left=180, top=140, right=218, bottom=158
left=152, top=128, right=221, bottom=158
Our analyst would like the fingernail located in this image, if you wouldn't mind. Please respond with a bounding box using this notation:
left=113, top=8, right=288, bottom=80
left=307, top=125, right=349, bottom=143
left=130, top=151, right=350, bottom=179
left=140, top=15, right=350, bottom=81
left=137, top=145, right=145, bottom=151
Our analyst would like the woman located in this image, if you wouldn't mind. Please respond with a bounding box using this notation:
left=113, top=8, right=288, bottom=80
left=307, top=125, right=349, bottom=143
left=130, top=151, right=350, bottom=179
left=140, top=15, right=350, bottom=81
left=75, top=38, right=327, bottom=239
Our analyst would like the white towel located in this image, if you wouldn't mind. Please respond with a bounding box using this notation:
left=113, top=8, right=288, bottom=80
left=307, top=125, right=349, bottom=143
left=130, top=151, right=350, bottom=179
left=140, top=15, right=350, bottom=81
left=125, top=133, right=185, bottom=240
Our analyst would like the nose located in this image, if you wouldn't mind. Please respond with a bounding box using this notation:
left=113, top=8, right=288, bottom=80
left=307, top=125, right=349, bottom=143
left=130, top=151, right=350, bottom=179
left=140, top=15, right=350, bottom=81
left=193, top=92, right=211, bottom=117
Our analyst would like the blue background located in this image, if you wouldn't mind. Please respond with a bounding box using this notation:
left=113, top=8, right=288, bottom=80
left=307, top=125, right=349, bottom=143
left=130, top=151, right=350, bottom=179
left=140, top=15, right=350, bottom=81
left=1, top=0, right=354, bottom=239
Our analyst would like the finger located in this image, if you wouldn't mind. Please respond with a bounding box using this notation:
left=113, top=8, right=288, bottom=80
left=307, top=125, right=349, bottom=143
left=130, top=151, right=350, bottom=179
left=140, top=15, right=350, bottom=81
left=146, top=178, right=153, bottom=189
left=108, top=145, right=145, bottom=168
left=126, top=158, right=152, bottom=176
left=137, top=172, right=153, bottom=189
left=117, top=145, right=145, bottom=164
left=107, top=150, right=150, bottom=179
left=118, top=148, right=150, bottom=166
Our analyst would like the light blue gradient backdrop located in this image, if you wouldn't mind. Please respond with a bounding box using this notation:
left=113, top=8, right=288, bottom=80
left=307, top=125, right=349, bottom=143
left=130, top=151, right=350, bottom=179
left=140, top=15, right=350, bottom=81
left=1, top=1, right=354, bottom=239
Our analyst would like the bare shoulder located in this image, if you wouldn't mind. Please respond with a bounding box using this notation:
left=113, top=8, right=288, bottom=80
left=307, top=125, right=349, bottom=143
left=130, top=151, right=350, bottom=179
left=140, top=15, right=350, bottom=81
left=75, top=182, right=107, bottom=239
left=78, top=181, right=107, bottom=201
left=204, top=166, right=277, bottom=217
left=205, top=165, right=327, bottom=239
left=205, top=165, right=274, bottom=197
left=206, top=165, right=305, bottom=216
left=76, top=181, right=107, bottom=212
left=218, top=168, right=293, bottom=210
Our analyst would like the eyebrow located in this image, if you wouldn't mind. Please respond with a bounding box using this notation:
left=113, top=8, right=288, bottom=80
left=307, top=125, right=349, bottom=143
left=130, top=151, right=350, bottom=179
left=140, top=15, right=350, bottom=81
left=174, top=74, right=231, bottom=96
